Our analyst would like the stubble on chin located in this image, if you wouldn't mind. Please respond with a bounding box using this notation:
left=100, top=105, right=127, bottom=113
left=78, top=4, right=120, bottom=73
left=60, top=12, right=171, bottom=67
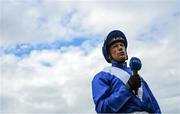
left=118, top=56, right=126, bottom=62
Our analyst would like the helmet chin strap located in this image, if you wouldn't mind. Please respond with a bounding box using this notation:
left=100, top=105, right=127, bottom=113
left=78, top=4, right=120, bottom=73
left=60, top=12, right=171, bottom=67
left=109, top=56, right=127, bottom=64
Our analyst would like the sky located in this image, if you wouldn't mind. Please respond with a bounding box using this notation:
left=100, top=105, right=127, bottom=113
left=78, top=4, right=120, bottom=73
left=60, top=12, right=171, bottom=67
left=0, top=0, right=180, bottom=113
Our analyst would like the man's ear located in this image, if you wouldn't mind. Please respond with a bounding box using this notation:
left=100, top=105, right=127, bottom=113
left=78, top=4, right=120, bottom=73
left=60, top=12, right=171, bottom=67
left=108, top=56, right=113, bottom=63
left=108, top=56, right=112, bottom=60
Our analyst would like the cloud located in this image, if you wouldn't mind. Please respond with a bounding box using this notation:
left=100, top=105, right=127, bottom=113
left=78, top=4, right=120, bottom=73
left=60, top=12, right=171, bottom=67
left=0, top=41, right=106, bottom=113
left=1, top=30, right=179, bottom=113
left=1, top=0, right=179, bottom=46
left=0, top=0, right=180, bottom=113
left=127, top=10, right=180, bottom=112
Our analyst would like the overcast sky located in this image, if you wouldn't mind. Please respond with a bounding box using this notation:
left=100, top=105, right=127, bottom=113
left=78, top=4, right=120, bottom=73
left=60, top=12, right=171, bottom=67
left=0, top=0, right=180, bottom=113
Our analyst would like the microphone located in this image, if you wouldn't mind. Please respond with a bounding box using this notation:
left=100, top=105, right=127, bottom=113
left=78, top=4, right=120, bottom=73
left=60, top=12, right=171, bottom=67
left=129, top=57, right=142, bottom=75
left=129, top=57, right=142, bottom=95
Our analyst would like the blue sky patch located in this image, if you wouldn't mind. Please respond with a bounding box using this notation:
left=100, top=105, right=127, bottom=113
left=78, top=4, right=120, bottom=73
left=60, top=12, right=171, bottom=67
left=41, top=61, right=52, bottom=67
left=0, top=36, right=100, bottom=58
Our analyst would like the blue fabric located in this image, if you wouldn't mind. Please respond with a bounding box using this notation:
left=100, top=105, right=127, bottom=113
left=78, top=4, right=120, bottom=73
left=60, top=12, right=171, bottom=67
left=92, top=61, right=161, bottom=113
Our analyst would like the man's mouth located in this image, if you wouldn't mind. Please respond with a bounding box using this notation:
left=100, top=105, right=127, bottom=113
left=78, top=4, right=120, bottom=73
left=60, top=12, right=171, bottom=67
left=118, top=52, right=124, bottom=55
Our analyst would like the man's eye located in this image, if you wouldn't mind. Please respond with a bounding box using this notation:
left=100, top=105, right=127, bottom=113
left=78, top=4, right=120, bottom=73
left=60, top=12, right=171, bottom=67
left=112, top=45, right=118, bottom=48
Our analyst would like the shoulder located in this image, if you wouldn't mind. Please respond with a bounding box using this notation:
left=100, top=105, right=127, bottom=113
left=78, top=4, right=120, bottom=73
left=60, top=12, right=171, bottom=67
left=92, top=67, right=113, bottom=83
left=93, top=71, right=111, bottom=81
left=141, top=78, right=151, bottom=90
left=141, top=78, right=148, bottom=85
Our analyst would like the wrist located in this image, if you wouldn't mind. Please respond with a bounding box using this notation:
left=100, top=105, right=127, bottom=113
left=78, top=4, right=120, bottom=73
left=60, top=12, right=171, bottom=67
left=126, top=83, right=132, bottom=91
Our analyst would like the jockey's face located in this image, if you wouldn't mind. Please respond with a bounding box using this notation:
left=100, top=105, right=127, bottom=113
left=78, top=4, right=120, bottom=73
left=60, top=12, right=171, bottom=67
left=109, top=42, right=127, bottom=62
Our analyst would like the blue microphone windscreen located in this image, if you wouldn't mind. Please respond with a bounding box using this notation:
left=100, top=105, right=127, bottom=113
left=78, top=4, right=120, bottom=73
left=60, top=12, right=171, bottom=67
left=129, top=57, right=142, bottom=70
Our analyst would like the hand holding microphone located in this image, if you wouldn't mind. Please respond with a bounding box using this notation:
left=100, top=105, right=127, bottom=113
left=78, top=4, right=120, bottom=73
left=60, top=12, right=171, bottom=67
left=126, top=57, right=142, bottom=95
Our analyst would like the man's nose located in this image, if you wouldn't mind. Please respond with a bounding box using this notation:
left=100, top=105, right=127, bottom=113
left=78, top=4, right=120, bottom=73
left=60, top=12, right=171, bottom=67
left=117, top=45, right=123, bottom=50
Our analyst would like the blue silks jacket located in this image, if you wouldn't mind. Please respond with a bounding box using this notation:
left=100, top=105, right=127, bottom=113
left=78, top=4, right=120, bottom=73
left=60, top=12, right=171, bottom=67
left=92, top=61, right=161, bottom=113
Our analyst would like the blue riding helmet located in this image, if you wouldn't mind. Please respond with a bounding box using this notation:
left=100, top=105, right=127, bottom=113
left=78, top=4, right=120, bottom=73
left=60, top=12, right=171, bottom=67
left=102, top=30, right=128, bottom=63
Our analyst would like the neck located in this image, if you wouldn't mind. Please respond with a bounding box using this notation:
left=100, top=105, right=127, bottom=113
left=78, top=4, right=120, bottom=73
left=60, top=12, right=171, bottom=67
left=112, top=60, right=127, bottom=66
left=112, top=60, right=126, bottom=64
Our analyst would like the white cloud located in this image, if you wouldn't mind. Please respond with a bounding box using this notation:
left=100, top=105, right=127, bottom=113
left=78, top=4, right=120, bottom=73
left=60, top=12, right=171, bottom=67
left=127, top=11, right=180, bottom=112
left=0, top=41, right=107, bottom=113
left=1, top=0, right=179, bottom=46
left=1, top=30, right=179, bottom=112
left=0, top=0, right=180, bottom=113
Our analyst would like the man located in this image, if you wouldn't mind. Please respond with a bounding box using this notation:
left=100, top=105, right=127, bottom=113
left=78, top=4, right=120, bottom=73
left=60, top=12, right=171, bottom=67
left=92, top=30, right=161, bottom=113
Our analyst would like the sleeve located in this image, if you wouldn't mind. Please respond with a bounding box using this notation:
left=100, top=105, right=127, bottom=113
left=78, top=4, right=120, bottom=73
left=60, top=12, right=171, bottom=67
left=143, top=79, right=161, bottom=113
left=92, top=72, right=132, bottom=113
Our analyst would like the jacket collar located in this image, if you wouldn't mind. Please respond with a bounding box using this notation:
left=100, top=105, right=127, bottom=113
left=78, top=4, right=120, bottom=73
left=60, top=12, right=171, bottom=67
left=112, top=61, right=132, bottom=75
left=112, top=61, right=127, bottom=69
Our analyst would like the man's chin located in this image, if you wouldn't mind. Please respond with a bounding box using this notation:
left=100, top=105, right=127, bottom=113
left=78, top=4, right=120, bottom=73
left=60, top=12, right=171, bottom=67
left=117, top=57, right=126, bottom=62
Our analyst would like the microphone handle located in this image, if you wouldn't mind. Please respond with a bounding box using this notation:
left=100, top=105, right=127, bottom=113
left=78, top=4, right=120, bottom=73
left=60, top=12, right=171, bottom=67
left=133, top=70, right=138, bottom=75
left=134, top=88, right=138, bottom=95
left=133, top=70, right=139, bottom=95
